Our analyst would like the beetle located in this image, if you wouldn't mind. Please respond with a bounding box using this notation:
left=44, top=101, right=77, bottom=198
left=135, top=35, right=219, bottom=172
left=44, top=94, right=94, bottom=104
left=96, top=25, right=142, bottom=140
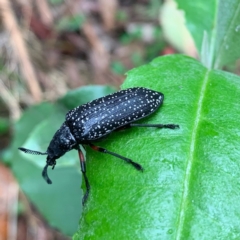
left=19, top=87, right=179, bottom=205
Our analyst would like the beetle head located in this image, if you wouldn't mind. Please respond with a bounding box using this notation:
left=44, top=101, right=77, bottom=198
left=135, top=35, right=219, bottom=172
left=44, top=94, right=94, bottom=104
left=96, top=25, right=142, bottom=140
left=18, top=122, right=76, bottom=184
left=46, top=122, right=76, bottom=159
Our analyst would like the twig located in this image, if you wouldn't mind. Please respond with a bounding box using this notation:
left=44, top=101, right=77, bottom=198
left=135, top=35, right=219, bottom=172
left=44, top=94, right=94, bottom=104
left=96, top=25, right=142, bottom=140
left=35, top=0, right=53, bottom=27
left=0, top=164, right=19, bottom=240
left=98, top=0, right=117, bottom=30
left=82, top=21, right=109, bottom=71
left=0, top=0, right=42, bottom=102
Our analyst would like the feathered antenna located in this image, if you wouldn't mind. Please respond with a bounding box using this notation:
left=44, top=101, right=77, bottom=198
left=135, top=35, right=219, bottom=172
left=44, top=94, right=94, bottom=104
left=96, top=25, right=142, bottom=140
left=18, top=147, right=48, bottom=155
left=19, top=147, right=53, bottom=184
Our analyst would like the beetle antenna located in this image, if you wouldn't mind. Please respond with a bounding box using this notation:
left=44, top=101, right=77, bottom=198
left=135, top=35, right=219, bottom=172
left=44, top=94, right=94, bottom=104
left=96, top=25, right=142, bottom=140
left=42, top=163, right=52, bottom=184
left=18, top=147, right=48, bottom=155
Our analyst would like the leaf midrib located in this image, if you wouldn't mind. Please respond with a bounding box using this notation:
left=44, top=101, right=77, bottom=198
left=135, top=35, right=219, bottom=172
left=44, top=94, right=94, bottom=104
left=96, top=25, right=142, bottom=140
left=175, top=69, right=210, bottom=240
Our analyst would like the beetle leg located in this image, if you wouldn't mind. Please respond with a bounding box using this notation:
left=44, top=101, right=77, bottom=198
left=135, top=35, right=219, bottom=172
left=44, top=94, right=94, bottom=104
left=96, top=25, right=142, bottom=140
left=89, top=143, right=143, bottom=171
left=77, top=145, right=90, bottom=205
left=129, top=123, right=179, bottom=129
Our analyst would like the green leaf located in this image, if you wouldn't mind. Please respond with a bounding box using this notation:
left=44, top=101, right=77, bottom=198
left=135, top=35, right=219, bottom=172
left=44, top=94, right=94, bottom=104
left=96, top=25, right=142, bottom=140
left=58, top=85, right=116, bottom=109
left=0, top=117, right=9, bottom=134
left=9, top=103, right=82, bottom=235
left=9, top=103, right=55, bottom=154
left=5, top=86, right=115, bottom=236
left=75, top=55, right=240, bottom=239
left=213, top=0, right=240, bottom=68
left=56, top=14, right=85, bottom=31
left=175, top=0, right=215, bottom=55
left=49, top=0, right=63, bottom=4
left=176, top=0, right=240, bottom=68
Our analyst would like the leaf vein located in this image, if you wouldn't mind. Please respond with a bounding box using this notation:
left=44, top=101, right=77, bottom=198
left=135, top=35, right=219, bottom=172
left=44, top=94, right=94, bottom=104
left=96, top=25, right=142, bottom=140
left=175, top=70, right=210, bottom=239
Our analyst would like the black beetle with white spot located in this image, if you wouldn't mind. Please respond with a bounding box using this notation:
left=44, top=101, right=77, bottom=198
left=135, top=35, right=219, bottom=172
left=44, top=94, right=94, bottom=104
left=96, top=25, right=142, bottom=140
left=19, top=87, right=179, bottom=205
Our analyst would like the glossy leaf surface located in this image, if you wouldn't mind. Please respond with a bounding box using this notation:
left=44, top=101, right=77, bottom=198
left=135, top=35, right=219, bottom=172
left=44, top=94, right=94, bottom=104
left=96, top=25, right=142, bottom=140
left=75, top=55, right=240, bottom=239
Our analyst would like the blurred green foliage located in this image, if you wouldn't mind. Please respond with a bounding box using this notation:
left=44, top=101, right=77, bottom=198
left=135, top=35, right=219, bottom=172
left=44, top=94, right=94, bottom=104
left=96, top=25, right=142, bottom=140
left=4, top=85, right=115, bottom=236
left=0, top=117, right=9, bottom=134
left=56, top=14, right=86, bottom=31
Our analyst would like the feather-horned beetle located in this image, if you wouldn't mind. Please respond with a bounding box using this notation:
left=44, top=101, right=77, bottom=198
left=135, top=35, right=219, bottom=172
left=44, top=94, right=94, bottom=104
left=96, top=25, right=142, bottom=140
left=19, top=87, right=179, bottom=205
